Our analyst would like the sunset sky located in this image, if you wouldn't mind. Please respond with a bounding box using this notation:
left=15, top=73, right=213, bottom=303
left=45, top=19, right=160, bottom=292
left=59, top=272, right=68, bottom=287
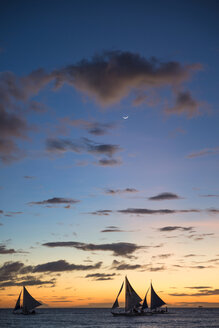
left=0, top=0, right=219, bottom=308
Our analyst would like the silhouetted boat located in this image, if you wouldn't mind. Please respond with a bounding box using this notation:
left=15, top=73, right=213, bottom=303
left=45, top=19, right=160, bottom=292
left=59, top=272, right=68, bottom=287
left=111, top=276, right=152, bottom=316
left=13, top=286, right=41, bottom=315
left=149, top=282, right=167, bottom=313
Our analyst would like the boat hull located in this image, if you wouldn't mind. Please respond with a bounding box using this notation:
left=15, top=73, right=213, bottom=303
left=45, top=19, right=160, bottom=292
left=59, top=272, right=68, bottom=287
left=111, top=311, right=153, bottom=317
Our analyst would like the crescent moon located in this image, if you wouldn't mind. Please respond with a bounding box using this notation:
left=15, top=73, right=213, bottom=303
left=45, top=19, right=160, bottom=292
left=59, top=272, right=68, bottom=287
left=123, top=116, right=129, bottom=119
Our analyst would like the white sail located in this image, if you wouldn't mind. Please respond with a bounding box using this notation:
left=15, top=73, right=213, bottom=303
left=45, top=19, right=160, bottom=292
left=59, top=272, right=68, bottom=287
left=125, top=276, right=142, bottom=312
left=150, top=283, right=165, bottom=310
left=22, top=286, right=41, bottom=313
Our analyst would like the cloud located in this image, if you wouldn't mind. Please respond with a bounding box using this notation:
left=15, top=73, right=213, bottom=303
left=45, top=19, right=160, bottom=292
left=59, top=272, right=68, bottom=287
left=0, top=261, right=29, bottom=282
left=0, top=50, right=203, bottom=163
left=169, top=289, right=219, bottom=297
left=188, top=233, right=214, bottom=241
left=105, top=188, right=138, bottom=195
left=112, top=260, right=141, bottom=270
left=0, top=69, right=54, bottom=163
left=24, top=175, right=35, bottom=179
left=4, top=211, right=23, bottom=217
left=117, top=208, right=200, bottom=215
left=200, top=194, right=219, bottom=198
left=28, top=197, right=80, bottom=206
left=46, top=137, right=121, bottom=157
left=62, top=118, right=116, bottom=136
left=55, top=50, right=201, bottom=107
left=91, top=207, right=219, bottom=217
left=0, top=277, right=55, bottom=288
left=158, top=226, right=194, bottom=232
left=166, top=91, right=201, bottom=117
left=42, top=241, right=144, bottom=257
left=96, top=158, right=122, bottom=166
left=185, top=286, right=212, bottom=289
left=89, top=210, right=112, bottom=216
left=33, top=260, right=102, bottom=272
left=100, top=225, right=133, bottom=233
left=84, top=138, right=121, bottom=157
left=0, top=245, right=21, bottom=254
left=46, top=137, right=122, bottom=166
left=207, top=208, right=219, bottom=214
left=0, top=259, right=102, bottom=288
left=152, top=253, right=173, bottom=259
left=187, top=147, right=219, bottom=158
left=148, top=192, right=182, bottom=201
left=85, top=273, right=116, bottom=281
left=143, top=264, right=166, bottom=272
left=101, top=227, right=124, bottom=233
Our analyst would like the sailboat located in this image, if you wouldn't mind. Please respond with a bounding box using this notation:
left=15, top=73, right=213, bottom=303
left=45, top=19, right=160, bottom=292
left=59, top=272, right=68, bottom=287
left=144, top=281, right=167, bottom=314
left=111, top=276, right=152, bottom=316
left=13, top=286, right=42, bottom=315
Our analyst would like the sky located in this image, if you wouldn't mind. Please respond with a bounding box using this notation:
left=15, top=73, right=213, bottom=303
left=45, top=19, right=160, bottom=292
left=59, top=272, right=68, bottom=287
left=0, top=0, right=219, bottom=308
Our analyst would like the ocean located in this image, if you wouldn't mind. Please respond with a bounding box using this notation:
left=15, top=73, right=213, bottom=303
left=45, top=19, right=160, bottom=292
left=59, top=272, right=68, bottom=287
left=0, top=308, right=219, bottom=328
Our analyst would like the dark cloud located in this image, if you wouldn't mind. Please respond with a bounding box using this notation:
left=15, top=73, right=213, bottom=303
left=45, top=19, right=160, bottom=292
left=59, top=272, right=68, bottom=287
left=158, top=226, right=194, bottom=232
left=169, top=289, right=219, bottom=297
left=46, top=138, right=82, bottom=153
left=185, top=286, right=212, bottom=289
left=0, top=51, right=203, bottom=163
left=184, top=254, right=201, bottom=257
left=42, top=241, right=144, bottom=257
left=188, top=233, right=214, bottom=241
left=101, top=228, right=124, bottom=233
left=0, top=258, right=102, bottom=288
left=4, top=211, right=23, bottom=217
left=148, top=192, right=181, bottom=201
left=96, top=158, right=122, bottom=166
left=105, top=188, right=138, bottom=195
left=152, top=253, right=173, bottom=259
left=0, top=261, right=29, bottom=282
left=33, top=260, right=102, bottom=272
left=166, top=91, right=201, bottom=117
left=55, top=51, right=201, bottom=107
left=0, top=69, right=54, bottom=163
left=145, top=265, right=166, bottom=272
left=91, top=207, right=218, bottom=217
left=46, top=137, right=122, bottom=167
left=0, top=277, right=55, bottom=288
left=0, top=245, right=21, bottom=254
left=207, top=208, right=219, bottom=214
left=46, top=137, right=121, bottom=157
left=28, top=197, right=80, bottom=206
left=112, top=260, right=141, bottom=270
left=89, top=210, right=112, bottom=216
left=118, top=208, right=200, bottom=215
left=84, top=138, right=121, bottom=157
left=62, top=118, right=116, bottom=136
left=187, top=147, right=219, bottom=158
left=199, top=194, right=219, bottom=198
left=85, top=273, right=116, bottom=281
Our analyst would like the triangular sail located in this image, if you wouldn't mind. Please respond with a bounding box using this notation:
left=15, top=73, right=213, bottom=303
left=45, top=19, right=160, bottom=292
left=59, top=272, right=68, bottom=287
left=150, top=283, right=166, bottom=310
left=112, top=282, right=124, bottom=309
left=125, top=276, right=142, bottom=312
left=23, top=286, right=41, bottom=312
left=13, top=291, right=21, bottom=311
left=142, top=287, right=149, bottom=310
